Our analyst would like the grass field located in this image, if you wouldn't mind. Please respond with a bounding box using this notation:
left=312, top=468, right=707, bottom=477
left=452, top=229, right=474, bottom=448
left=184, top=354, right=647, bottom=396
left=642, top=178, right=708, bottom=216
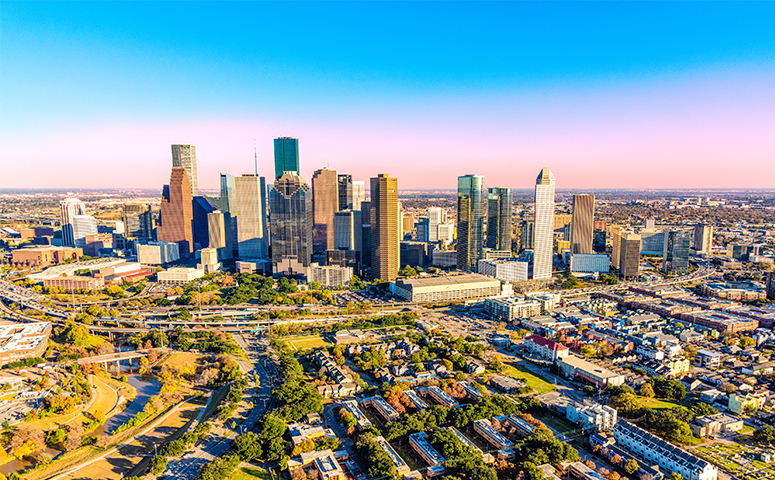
left=279, top=335, right=331, bottom=351
left=500, top=363, right=557, bottom=394
left=640, top=397, right=681, bottom=409
left=231, top=466, right=271, bottom=480
left=158, top=352, right=209, bottom=371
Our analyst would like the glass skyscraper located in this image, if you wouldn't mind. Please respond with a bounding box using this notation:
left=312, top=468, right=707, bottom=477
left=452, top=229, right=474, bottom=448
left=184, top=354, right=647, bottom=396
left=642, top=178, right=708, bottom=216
left=532, top=168, right=555, bottom=280
left=171, top=144, right=198, bottom=196
left=663, top=230, right=690, bottom=274
left=270, top=172, right=312, bottom=276
left=274, top=137, right=300, bottom=180
left=456, top=174, right=485, bottom=271
left=486, top=187, right=512, bottom=252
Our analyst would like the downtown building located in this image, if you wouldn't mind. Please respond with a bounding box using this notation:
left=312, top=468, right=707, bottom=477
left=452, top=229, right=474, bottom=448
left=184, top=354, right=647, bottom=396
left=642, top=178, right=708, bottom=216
left=312, top=168, right=339, bottom=253
left=59, top=198, right=87, bottom=247
left=171, top=144, right=198, bottom=196
left=532, top=168, right=555, bottom=279
left=486, top=187, right=512, bottom=252
left=663, top=230, right=691, bottom=274
left=694, top=224, right=714, bottom=255
left=370, top=174, right=399, bottom=281
left=274, top=137, right=300, bottom=179
left=570, top=194, right=594, bottom=254
left=270, top=172, right=313, bottom=277
left=457, top=175, right=485, bottom=271
left=157, top=167, right=194, bottom=255
left=232, top=174, right=269, bottom=261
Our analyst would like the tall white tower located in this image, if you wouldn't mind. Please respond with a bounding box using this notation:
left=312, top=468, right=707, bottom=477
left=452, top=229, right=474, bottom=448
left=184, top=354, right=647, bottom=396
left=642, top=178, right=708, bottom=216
left=172, top=144, right=199, bottom=196
left=60, top=198, right=87, bottom=247
left=532, top=168, right=555, bottom=280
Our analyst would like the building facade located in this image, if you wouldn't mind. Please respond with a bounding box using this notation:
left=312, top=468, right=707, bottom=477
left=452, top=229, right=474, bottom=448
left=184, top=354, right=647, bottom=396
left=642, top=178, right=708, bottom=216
left=270, top=172, right=313, bottom=276
left=233, top=174, right=269, bottom=260
left=457, top=175, right=485, bottom=272
left=663, top=230, right=691, bottom=274
left=370, top=174, right=399, bottom=281
left=60, top=198, right=87, bottom=247
left=532, top=168, right=555, bottom=279
left=157, top=168, right=194, bottom=255
left=274, top=137, right=300, bottom=179
left=571, top=194, right=595, bottom=254
left=477, top=258, right=528, bottom=282
left=486, top=187, right=512, bottom=252
left=694, top=224, right=713, bottom=255
left=312, top=168, right=339, bottom=253
left=171, top=144, right=198, bottom=196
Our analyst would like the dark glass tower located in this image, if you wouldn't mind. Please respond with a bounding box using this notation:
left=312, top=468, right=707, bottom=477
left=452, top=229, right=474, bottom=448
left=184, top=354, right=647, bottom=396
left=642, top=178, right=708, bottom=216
left=457, top=175, right=485, bottom=271
left=663, top=230, right=690, bottom=274
left=486, top=187, right=512, bottom=251
left=274, top=137, right=300, bottom=180
left=270, top=172, right=312, bottom=276
left=338, top=174, right=353, bottom=210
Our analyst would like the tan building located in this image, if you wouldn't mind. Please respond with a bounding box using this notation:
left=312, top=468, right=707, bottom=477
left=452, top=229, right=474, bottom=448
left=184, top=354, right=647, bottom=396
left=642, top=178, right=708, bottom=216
left=43, top=275, right=104, bottom=292
left=312, top=168, right=339, bottom=253
left=571, top=194, right=595, bottom=254
left=619, top=232, right=641, bottom=278
left=0, top=322, right=51, bottom=366
left=370, top=174, right=399, bottom=281
left=157, top=167, right=194, bottom=255
left=392, top=273, right=500, bottom=302
left=10, top=246, right=81, bottom=268
left=691, top=413, right=743, bottom=437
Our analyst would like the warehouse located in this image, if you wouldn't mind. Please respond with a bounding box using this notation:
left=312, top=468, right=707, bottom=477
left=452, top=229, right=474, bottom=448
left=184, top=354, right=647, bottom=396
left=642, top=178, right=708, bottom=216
left=391, top=274, right=501, bottom=303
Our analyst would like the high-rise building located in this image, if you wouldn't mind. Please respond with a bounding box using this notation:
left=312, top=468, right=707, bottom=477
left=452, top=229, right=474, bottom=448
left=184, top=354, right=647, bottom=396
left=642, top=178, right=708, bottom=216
left=767, top=272, right=775, bottom=300
left=361, top=201, right=372, bottom=270
left=207, top=210, right=233, bottom=260
left=610, top=226, right=624, bottom=269
left=457, top=175, right=485, bottom=272
left=274, top=137, right=300, bottom=180
left=571, top=194, right=595, bottom=255
left=192, top=197, right=217, bottom=249
left=370, top=174, right=399, bottom=281
left=217, top=173, right=236, bottom=211
left=338, top=174, right=353, bottom=210
left=270, top=172, right=312, bottom=276
left=694, top=224, right=714, bottom=255
left=663, top=230, right=690, bottom=274
left=520, top=220, right=535, bottom=250
left=171, top=144, right=198, bottom=196
left=532, top=168, right=555, bottom=280
left=312, top=168, right=339, bottom=252
left=71, top=215, right=98, bottom=248
left=334, top=210, right=363, bottom=252
left=486, top=187, right=512, bottom=252
left=158, top=168, right=194, bottom=255
left=233, top=174, right=269, bottom=260
left=122, top=204, right=153, bottom=241
left=60, top=198, right=87, bottom=247
left=352, top=181, right=366, bottom=211
left=402, top=213, right=415, bottom=238
left=619, top=232, right=641, bottom=278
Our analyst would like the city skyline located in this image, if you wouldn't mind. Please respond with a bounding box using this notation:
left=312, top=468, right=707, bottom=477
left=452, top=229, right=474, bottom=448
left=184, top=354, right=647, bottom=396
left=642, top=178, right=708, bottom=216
left=2, top=2, right=774, bottom=190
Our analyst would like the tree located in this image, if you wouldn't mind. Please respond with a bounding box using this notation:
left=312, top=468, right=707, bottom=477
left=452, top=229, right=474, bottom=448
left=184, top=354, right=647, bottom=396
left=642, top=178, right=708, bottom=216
left=65, top=422, right=84, bottom=452
left=753, top=426, right=775, bottom=446
left=624, top=459, right=639, bottom=475
left=489, top=356, right=503, bottom=372
left=740, top=337, right=756, bottom=348
left=579, top=345, right=595, bottom=358
left=234, top=432, right=263, bottom=461
left=640, top=383, right=655, bottom=398
left=611, top=392, right=641, bottom=414
left=261, top=412, right=288, bottom=440
left=150, top=455, right=168, bottom=475
left=606, top=472, right=621, bottom=480
left=523, top=461, right=545, bottom=480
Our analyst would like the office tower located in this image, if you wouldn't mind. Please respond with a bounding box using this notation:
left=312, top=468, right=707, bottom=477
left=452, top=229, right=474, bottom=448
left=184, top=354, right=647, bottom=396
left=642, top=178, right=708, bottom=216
left=437, top=222, right=455, bottom=245
left=232, top=174, right=269, bottom=259
left=60, top=198, right=87, bottom=247
left=207, top=210, right=233, bottom=260
left=352, top=181, right=366, bottom=210
left=767, top=272, right=775, bottom=300
left=644, top=218, right=655, bottom=230
left=553, top=214, right=572, bottom=241
left=417, top=207, right=446, bottom=243
left=571, top=194, right=595, bottom=254
left=215, top=173, right=236, bottom=211
left=593, top=230, right=606, bottom=252
left=402, top=213, right=415, bottom=238
left=71, top=215, right=98, bottom=248
left=520, top=220, right=534, bottom=250
left=274, top=137, right=300, bottom=180
left=610, top=226, right=623, bottom=269
left=619, top=232, right=641, bottom=278
left=338, top=174, right=353, bottom=210
left=486, top=187, right=512, bottom=252
left=694, top=224, right=713, bottom=255
left=457, top=174, right=485, bottom=272
left=270, top=172, right=312, bottom=276
left=370, top=174, right=399, bottom=281
left=171, top=144, right=198, bottom=196
left=334, top=210, right=363, bottom=252
left=192, top=197, right=217, bottom=249
left=158, top=168, right=194, bottom=255
left=360, top=201, right=372, bottom=270
left=122, top=204, right=153, bottom=241
left=663, top=230, right=690, bottom=274
left=312, top=168, right=339, bottom=252
left=532, top=168, right=555, bottom=280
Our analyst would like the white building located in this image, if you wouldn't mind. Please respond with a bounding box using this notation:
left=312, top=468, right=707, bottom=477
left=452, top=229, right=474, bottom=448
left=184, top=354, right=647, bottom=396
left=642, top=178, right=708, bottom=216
left=198, top=247, right=221, bottom=273
left=524, top=335, right=570, bottom=362
left=157, top=266, right=205, bottom=284
left=60, top=198, right=87, bottom=247
left=309, top=263, right=353, bottom=288
left=71, top=215, right=98, bottom=248
left=570, top=254, right=610, bottom=275
left=485, top=296, right=543, bottom=321
left=566, top=401, right=618, bottom=433
left=532, top=168, right=555, bottom=280
left=137, top=241, right=180, bottom=265
left=614, top=421, right=717, bottom=480
left=478, top=259, right=529, bottom=282
left=233, top=174, right=269, bottom=259
left=351, top=181, right=365, bottom=211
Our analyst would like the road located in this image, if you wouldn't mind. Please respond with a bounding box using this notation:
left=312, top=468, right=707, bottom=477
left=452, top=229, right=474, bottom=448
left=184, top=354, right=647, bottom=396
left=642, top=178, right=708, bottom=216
left=160, top=332, right=276, bottom=480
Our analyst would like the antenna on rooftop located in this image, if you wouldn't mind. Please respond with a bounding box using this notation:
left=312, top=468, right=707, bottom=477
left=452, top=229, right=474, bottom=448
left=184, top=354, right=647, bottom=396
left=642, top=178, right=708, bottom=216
left=254, top=139, right=258, bottom=176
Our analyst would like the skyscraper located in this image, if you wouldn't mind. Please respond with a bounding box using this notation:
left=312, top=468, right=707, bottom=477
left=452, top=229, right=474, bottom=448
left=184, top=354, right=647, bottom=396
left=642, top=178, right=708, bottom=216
left=71, top=215, right=98, bottom=248
left=312, top=168, right=339, bottom=253
left=334, top=210, right=363, bottom=252
left=274, top=137, right=300, bottom=180
left=370, top=174, right=399, bottom=281
left=532, top=168, right=555, bottom=280
left=338, top=174, right=353, bottom=210
left=157, top=168, right=194, bottom=255
left=60, top=198, right=87, bottom=247
left=693, top=224, right=713, bottom=255
left=192, top=197, right=217, bottom=249
left=663, top=230, right=690, bottom=274
left=619, top=232, right=642, bottom=278
left=171, top=145, right=198, bottom=196
left=456, top=175, right=485, bottom=271
left=486, top=187, right=512, bottom=252
left=233, top=174, right=269, bottom=259
left=571, top=194, right=595, bottom=254
left=270, top=172, right=312, bottom=276
left=207, top=210, right=233, bottom=260
left=520, top=220, right=535, bottom=250
left=122, top=204, right=153, bottom=241
left=352, top=181, right=366, bottom=211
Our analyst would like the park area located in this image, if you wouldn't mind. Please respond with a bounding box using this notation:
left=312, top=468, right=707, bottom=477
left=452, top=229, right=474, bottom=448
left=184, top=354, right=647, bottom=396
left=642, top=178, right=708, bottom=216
left=692, top=442, right=775, bottom=480
left=500, top=363, right=557, bottom=395
left=278, top=335, right=331, bottom=352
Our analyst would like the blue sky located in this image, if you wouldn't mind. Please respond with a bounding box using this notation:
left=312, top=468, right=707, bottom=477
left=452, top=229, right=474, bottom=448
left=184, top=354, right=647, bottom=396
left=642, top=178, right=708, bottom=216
left=2, top=2, right=774, bottom=189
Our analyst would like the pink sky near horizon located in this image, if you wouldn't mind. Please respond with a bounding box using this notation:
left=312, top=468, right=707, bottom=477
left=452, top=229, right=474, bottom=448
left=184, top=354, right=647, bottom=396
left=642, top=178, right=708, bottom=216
left=3, top=69, right=774, bottom=191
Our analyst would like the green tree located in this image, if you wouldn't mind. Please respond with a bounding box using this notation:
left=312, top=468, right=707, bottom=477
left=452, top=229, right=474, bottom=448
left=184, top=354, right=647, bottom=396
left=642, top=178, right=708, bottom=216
left=523, top=461, right=545, bottom=480
left=579, top=345, right=595, bottom=358
left=639, top=383, right=655, bottom=398
left=150, top=455, right=167, bottom=475
left=740, top=336, right=756, bottom=348
left=624, top=459, right=639, bottom=475
left=753, top=426, right=775, bottom=446
left=234, top=432, right=263, bottom=461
